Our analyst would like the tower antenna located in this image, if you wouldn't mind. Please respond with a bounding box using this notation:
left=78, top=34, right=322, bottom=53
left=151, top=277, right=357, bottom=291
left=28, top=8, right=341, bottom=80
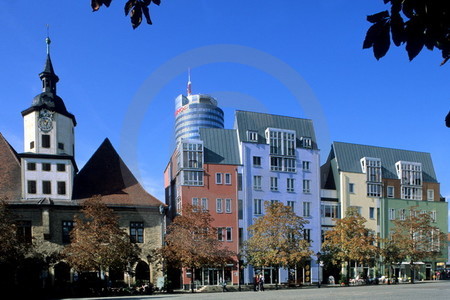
left=187, top=68, right=192, bottom=96
left=45, top=24, right=51, bottom=55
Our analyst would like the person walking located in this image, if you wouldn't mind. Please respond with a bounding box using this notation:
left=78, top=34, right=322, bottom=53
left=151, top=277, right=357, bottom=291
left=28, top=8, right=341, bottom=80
left=221, top=279, right=228, bottom=292
left=254, top=274, right=259, bottom=291
left=259, top=274, right=265, bottom=291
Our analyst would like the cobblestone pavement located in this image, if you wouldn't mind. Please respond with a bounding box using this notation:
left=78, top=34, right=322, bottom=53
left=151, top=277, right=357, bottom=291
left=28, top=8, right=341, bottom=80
left=63, top=280, right=450, bottom=300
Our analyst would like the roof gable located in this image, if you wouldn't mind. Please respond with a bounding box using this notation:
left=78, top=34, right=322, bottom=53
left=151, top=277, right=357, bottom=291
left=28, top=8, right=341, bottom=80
left=0, top=133, right=22, bottom=200
left=73, top=138, right=162, bottom=207
left=332, top=141, right=438, bottom=183
left=234, top=110, right=318, bottom=149
left=199, top=128, right=240, bottom=165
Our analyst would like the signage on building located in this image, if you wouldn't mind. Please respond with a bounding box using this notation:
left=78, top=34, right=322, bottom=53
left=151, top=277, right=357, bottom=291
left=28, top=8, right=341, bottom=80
left=175, top=105, right=189, bottom=117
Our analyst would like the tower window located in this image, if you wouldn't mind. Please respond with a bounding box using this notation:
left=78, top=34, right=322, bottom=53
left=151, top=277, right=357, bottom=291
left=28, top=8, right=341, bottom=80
left=30, top=141, right=35, bottom=149
left=42, top=181, right=51, bottom=194
left=42, top=163, right=51, bottom=171
left=57, top=164, right=66, bottom=172
left=57, top=181, right=66, bottom=195
left=42, top=135, right=50, bottom=148
left=58, top=143, right=64, bottom=150
left=27, top=180, right=37, bottom=194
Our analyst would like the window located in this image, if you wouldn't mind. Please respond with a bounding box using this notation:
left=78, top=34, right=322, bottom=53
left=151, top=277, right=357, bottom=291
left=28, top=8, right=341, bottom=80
left=369, top=207, right=375, bottom=219
left=216, top=173, right=223, bottom=184
left=57, top=163, right=66, bottom=172
left=267, top=128, right=297, bottom=172
left=42, top=163, right=51, bottom=171
left=253, top=176, right=262, bottom=190
left=130, top=222, right=144, bottom=243
left=254, top=199, right=262, bottom=215
left=225, top=173, right=231, bottom=185
left=303, top=229, right=311, bottom=242
left=216, top=198, right=223, bottom=213
left=287, top=201, right=295, bottom=210
left=192, top=197, right=199, bottom=207
left=287, top=178, right=295, bottom=192
left=270, top=177, right=278, bottom=191
left=270, top=200, right=279, bottom=205
left=225, top=199, right=232, bottom=213
left=303, top=179, right=311, bottom=193
left=182, top=170, right=203, bottom=186
left=217, top=227, right=224, bottom=241
left=42, top=134, right=50, bottom=148
left=237, top=173, right=243, bottom=191
left=303, top=202, right=311, bottom=217
left=27, top=180, right=37, bottom=194
left=361, top=157, right=382, bottom=197
left=396, top=161, right=422, bottom=200
left=367, top=183, right=382, bottom=197
left=389, top=208, right=396, bottom=220
left=58, top=143, right=64, bottom=150
left=30, top=141, right=35, bottom=149
left=238, top=199, right=243, bottom=219
left=270, top=156, right=282, bottom=171
left=321, top=204, right=339, bottom=218
left=247, top=131, right=258, bottom=142
left=226, top=227, right=232, bottom=241
left=387, top=186, right=394, bottom=198
left=431, top=211, right=437, bottom=223
left=348, top=183, right=354, bottom=193
left=57, top=181, right=66, bottom=195
left=42, top=181, right=51, bottom=194
left=301, top=137, right=312, bottom=148
left=16, top=221, right=32, bottom=243
left=180, top=141, right=203, bottom=169
left=201, top=198, right=208, bottom=210
left=398, top=208, right=406, bottom=220
left=402, top=186, right=422, bottom=200
left=427, top=189, right=435, bottom=201
left=62, top=221, right=74, bottom=244
left=253, top=156, right=262, bottom=167
left=302, top=161, right=311, bottom=171
left=27, top=162, right=36, bottom=171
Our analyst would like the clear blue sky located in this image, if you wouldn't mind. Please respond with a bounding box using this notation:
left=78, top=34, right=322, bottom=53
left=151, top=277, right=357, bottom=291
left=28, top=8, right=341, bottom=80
left=0, top=1, right=448, bottom=217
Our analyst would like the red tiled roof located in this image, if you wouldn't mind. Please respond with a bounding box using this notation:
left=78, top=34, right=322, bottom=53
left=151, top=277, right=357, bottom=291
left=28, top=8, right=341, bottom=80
left=0, top=133, right=22, bottom=201
left=73, top=138, right=163, bottom=207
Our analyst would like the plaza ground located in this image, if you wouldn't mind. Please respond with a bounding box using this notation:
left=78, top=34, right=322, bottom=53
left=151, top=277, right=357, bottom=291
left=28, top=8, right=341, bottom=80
left=61, top=280, right=450, bottom=300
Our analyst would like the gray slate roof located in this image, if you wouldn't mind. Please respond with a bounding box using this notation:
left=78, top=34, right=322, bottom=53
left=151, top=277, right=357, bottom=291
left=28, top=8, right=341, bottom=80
left=234, top=110, right=318, bottom=150
left=332, top=141, right=438, bottom=183
left=199, top=128, right=240, bottom=165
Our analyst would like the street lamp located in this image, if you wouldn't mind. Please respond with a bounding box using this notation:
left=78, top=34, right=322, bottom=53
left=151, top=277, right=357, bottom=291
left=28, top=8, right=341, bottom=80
left=237, top=253, right=241, bottom=291
left=316, top=252, right=321, bottom=288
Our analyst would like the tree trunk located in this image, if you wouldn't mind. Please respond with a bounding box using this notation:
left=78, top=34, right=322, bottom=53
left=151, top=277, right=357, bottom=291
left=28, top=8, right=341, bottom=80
left=410, top=262, right=414, bottom=284
left=191, top=268, right=195, bottom=293
left=346, top=261, right=350, bottom=286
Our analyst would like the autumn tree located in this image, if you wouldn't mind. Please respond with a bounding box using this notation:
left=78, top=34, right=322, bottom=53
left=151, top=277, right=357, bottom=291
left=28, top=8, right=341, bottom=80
left=161, top=204, right=235, bottom=292
left=244, top=201, right=312, bottom=287
left=63, top=196, right=141, bottom=278
left=322, top=208, right=378, bottom=285
left=380, top=238, right=404, bottom=284
left=389, top=206, right=446, bottom=283
left=91, top=0, right=161, bottom=29
left=364, top=1, right=450, bottom=65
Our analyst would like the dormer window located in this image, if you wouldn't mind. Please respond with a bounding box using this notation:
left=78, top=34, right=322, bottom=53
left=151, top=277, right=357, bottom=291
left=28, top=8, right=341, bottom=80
left=361, top=157, right=382, bottom=197
left=396, top=161, right=422, bottom=200
left=247, top=131, right=258, bottom=142
left=301, top=137, right=312, bottom=148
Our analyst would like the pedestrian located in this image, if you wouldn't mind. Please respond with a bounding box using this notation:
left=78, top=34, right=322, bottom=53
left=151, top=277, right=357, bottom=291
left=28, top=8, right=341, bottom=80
left=254, top=273, right=259, bottom=291
left=259, top=274, right=265, bottom=291
left=221, top=279, right=228, bottom=292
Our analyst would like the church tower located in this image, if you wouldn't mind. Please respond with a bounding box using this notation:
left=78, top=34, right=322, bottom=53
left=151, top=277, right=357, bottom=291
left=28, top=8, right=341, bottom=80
left=19, top=37, right=77, bottom=201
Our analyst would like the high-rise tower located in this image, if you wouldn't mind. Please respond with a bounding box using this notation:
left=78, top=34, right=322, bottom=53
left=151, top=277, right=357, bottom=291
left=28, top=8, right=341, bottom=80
left=174, top=74, right=224, bottom=143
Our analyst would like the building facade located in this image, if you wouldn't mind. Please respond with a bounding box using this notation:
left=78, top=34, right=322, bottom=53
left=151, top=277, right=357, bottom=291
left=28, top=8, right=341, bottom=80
left=321, top=141, right=448, bottom=280
left=234, top=110, right=322, bottom=285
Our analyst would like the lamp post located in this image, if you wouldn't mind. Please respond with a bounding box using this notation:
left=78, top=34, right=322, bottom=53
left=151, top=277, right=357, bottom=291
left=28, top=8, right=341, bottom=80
left=237, top=253, right=241, bottom=291
left=316, top=252, right=321, bottom=288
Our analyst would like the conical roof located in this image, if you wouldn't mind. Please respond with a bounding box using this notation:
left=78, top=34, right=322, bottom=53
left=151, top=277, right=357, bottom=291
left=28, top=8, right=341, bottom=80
left=72, top=138, right=163, bottom=207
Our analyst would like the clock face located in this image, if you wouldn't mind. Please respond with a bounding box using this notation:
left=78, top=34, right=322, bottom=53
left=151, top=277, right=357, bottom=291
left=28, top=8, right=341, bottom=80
left=38, top=116, right=53, bottom=132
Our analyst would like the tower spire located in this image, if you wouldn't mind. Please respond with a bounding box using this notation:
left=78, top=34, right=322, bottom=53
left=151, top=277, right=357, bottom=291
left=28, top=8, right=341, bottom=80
left=46, top=24, right=51, bottom=55
left=187, top=68, right=192, bottom=96
left=40, top=27, right=59, bottom=94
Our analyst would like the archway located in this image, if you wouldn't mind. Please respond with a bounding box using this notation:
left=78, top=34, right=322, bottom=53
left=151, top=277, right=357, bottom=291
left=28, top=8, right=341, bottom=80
left=135, top=261, right=150, bottom=284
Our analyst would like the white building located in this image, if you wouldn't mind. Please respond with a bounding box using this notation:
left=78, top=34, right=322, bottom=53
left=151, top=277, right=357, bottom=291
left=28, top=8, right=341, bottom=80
left=234, top=110, right=321, bottom=285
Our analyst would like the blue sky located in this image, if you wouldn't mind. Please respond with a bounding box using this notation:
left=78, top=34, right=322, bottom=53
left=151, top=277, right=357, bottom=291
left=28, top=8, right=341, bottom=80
left=0, top=1, right=448, bottom=216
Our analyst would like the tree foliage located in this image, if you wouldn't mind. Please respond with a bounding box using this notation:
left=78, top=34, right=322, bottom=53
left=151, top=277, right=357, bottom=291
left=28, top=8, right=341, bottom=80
left=63, top=196, right=141, bottom=273
left=244, top=202, right=312, bottom=270
left=0, top=200, right=32, bottom=265
left=91, top=0, right=161, bottom=29
left=322, top=208, right=378, bottom=266
left=389, top=207, right=446, bottom=280
left=161, top=204, right=235, bottom=286
left=364, top=1, right=450, bottom=65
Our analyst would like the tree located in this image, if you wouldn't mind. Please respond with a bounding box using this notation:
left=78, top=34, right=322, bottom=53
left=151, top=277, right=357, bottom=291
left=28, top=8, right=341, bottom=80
left=389, top=206, right=446, bottom=283
left=380, top=238, right=404, bottom=284
left=364, top=1, right=450, bottom=65
left=244, top=201, right=312, bottom=287
left=322, top=208, right=378, bottom=285
left=91, top=0, right=161, bottom=29
left=161, top=204, right=235, bottom=292
left=63, top=196, right=141, bottom=277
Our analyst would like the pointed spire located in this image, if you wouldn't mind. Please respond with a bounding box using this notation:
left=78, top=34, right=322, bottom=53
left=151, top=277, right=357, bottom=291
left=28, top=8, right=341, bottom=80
left=187, top=68, right=192, bottom=96
left=39, top=27, right=59, bottom=93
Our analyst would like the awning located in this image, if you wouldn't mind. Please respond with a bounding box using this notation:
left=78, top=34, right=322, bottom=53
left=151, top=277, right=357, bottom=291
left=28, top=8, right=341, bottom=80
left=401, top=262, right=425, bottom=265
